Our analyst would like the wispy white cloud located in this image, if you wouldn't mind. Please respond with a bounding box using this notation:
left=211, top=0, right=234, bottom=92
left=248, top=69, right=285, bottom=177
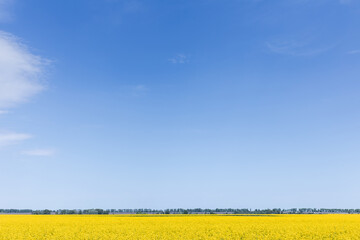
left=22, top=149, right=55, bottom=157
left=0, top=4, right=51, bottom=153
left=0, top=132, right=32, bottom=147
left=132, top=84, right=147, bottom=97
left=0, top=31, right=47, bottom=111
left=266, top=39, right=332, bottom=56
left=168, top=54, right=189, bottom=64
left=339, top=0, right=352, bottom=4
left=347, top=50, right=360, bottom=54
left=97, top=0, right=144, bottom=25
left=123, top=0, right=143, bottom=13
left=287, top=0, right=354, bottom=4
left=134, top=84, right=146, bottom=90
left=247, top=0, right=354, bottom=5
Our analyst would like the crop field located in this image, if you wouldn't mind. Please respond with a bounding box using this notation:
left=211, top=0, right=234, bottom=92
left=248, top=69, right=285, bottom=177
left=0, top=214, right=360, bottom=239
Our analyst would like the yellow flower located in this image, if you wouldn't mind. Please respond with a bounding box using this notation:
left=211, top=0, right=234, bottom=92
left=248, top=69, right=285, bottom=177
left=0, top=214, right=359, bottom=239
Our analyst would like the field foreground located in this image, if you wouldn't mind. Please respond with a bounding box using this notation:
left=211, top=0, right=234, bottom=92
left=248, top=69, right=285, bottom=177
left=0, top=214, right=359, bottom=239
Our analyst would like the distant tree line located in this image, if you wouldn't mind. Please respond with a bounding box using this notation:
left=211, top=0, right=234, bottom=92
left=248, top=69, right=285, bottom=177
left=2, top=208, right=360, bottom=215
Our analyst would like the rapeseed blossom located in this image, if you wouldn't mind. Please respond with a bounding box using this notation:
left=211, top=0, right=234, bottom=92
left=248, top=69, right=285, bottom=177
left=0, top=214, right=359, bottom=239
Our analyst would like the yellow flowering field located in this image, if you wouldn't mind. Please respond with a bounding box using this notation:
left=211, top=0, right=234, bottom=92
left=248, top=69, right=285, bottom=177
left=0, top=214, right=359, bottom=239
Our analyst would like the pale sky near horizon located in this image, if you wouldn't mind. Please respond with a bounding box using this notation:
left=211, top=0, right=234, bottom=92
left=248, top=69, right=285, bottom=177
left=1, top=0, right=360, bottom=210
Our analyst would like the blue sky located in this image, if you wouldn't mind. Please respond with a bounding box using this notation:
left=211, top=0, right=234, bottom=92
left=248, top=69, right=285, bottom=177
left=1, top=0, right=360, bottom=209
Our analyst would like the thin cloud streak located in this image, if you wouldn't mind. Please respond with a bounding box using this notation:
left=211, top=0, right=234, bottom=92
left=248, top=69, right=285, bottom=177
left=347, top=50, right=360, bottom=54
left=132, top=84, right=147, bottom=97
left=0, top=31, right=47, bottom=110
left=168, top=54, right=189, bottom=64
left=339, top=0, right=352, bottom=4
left=0, top=132, right=32, bottom=147
left=0, top=29, right=49, bottom=151
left=266, top=40, right=333, bottom=56
left=22, top=149, right=56, bottom=157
